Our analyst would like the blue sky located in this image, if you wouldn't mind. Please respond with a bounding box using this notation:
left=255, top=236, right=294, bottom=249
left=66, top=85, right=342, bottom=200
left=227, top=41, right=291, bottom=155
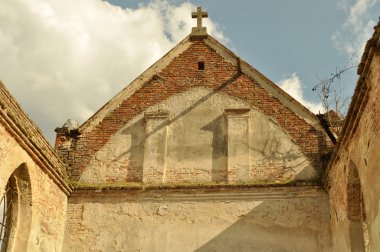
left=110, top=0, right=377, bottom=102
left=0, top=0, right=379, bottom=143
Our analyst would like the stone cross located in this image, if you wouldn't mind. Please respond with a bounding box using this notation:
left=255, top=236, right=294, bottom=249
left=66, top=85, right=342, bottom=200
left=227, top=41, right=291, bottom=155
left=192, top=6, right=208, bottom=29
left=191, top=7, right=208, bottom=37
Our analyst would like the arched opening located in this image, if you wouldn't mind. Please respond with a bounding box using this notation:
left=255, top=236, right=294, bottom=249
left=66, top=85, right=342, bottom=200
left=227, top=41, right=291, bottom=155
left=0, top=180, right=14, bottom=250
left=347, top=160, right=369, bottom=251
left=0, top=164, right=32, bottom=252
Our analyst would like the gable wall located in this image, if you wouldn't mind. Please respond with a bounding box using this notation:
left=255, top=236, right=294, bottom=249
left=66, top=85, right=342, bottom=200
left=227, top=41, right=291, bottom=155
left=74, top=87, right=319, bottom=184
left=59, top=40, right=331, bottom=184
left=55, top=38, right=334, bottom=250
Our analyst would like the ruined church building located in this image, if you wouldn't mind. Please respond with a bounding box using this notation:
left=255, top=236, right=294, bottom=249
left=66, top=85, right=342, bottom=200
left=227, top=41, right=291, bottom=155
left=0, top=7, right=380, bottom=252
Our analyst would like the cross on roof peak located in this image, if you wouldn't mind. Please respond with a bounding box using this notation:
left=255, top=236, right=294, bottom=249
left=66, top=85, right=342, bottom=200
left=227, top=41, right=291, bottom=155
left=191, top=6, right=208, bottom=38
left=192, top=6, right=208, bottom=29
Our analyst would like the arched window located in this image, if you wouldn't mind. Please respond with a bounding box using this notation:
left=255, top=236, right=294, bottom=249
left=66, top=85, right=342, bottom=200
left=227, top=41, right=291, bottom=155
left=0, top=164, right=32, bottom=251
left=347, top=160, right=369, bottom=251
left=0, top=180, right=14, bottom=251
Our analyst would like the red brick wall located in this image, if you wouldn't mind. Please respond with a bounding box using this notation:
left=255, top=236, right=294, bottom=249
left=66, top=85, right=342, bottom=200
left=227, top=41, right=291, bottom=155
left=56, top=40, right=332, bottom=182
left=326, top=31, right=380, bottom=251
left=0, top=123, right=68, bottom=251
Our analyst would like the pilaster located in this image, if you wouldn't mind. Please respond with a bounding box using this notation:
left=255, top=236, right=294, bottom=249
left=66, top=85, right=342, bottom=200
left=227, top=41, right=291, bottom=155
left=142, top=111, right=169, bottom=183
left=225, top=109, right=251, bottom=183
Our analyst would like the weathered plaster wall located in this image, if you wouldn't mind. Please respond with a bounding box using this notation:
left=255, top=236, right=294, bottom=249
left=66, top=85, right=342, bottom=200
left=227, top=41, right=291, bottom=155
left=0, top=124, right=68, bottom=252
left=78, top=87, right=318, bottom=184
left=327, top=36, right=380, bottom=251
left=60, top=39, right=331, bottom=183
left=63, top=187, right=332, bottom=252
left=51, top=33, right=333, bottom=252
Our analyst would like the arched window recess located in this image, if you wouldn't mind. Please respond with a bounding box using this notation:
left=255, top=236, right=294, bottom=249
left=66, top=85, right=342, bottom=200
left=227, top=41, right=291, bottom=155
left=0, top=178, right=16, bottom=251
left=0, top=164, right=32, bottom=252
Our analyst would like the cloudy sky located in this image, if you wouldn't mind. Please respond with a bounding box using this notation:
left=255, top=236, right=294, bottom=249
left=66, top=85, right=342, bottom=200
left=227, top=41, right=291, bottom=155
left=0, top=0, right=379, bottom=144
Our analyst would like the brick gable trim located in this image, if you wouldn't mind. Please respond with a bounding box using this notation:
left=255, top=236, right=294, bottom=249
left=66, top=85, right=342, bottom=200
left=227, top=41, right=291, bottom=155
left=78, top=34, right=323, bottom=135
left=324, top=19, right=380, bottom=186
left=79, top=35, right=192, bottom=134
left=204, top=36, right=322, bottom=129
left=62, top=38, right=332, bottom=181
left=0, top=81, right=72, bottom=195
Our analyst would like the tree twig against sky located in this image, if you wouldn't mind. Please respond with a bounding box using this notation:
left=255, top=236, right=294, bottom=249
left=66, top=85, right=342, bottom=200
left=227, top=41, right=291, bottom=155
left=312, top=60, right=358, bottom=137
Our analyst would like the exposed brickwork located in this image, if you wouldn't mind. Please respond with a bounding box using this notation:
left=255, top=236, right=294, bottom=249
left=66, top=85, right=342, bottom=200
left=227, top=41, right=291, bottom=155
left=0, top=81, right=71, bottom=193
left=327, top=27, right=380, bottom=217
left=326, top=19, right=380, bottom=251
left=30, top=161, right=68, bottom=248
left=57, top=39, right=332, bottom=182
left=0, top=81, right=69, bottom=251
left=66, top=204, right=87, bottom=239
left=5, top=12, right=380, bottom=252
left=0, top=117, right=68, bottom=251
left=55, top=133, right=75, bottom=177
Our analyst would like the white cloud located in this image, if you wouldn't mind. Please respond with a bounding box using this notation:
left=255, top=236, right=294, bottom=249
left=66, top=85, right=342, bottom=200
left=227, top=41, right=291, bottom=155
left=332, top=0, right=379, bottom=57
left=0, top=0, right=226, bottom=144
left=278, top=73, right=324, bottom=114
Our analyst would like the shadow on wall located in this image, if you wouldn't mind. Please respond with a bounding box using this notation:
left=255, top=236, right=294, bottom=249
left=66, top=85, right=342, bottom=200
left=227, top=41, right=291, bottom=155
left=313, top=127, right=330, bottom=175
left=118, top=118, right=145, bottom=182
left=346, top=159, right=369, bottom=251
left=111, top=73, right=241, bottom=182
left=109, top=70, right=327, bottom=183
left=194, top=200, right=330, bottom=252
left=201, top=115, right=227, bottom=182
left=69, top=194, right=331, bottom=252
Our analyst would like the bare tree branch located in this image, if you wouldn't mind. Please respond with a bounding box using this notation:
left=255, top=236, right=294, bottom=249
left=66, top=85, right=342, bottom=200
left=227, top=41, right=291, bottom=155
left=312, top=60, right=357, bottom=138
